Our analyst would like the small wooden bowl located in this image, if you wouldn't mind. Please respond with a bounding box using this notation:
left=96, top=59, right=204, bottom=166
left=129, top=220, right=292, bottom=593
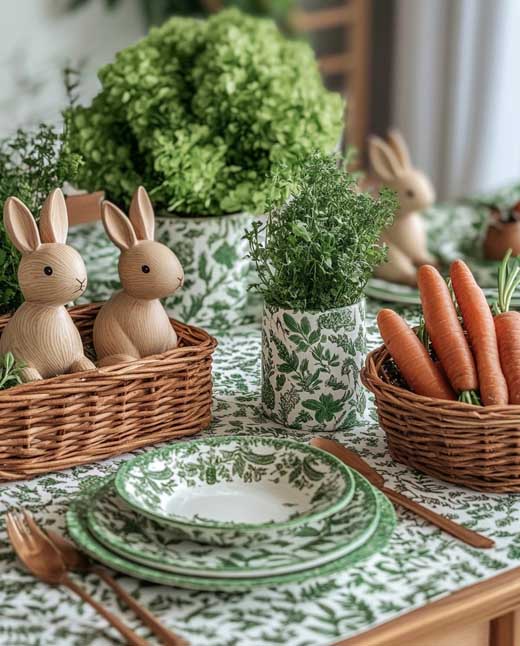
left=484, top=221, right=520, bottom=260
left=483, top=203, right=520, bottom=260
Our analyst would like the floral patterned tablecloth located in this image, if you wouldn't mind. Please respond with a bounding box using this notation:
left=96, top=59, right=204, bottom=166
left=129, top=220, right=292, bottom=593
left=2, top=297, right=520, bottom=646
left=4, top=185, right=520, bottom=645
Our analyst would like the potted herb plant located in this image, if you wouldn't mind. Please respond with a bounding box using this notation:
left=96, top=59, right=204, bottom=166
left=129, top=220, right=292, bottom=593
left=64, top=8, right=343, bottom=330
left=246, top=152, right=397, bottom=430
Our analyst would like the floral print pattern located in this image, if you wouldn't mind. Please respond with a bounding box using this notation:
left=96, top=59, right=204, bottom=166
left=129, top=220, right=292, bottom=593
left=261, top=303, right=367, bottom=431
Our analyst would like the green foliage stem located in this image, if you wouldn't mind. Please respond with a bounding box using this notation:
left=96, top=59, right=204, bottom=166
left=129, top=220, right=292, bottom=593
left=0, top=124, right=83, bottom=314
left=0, top=353, right=25, bottom=389
left=245, top=151, right=397, bottom=311
left=64, top=9, right=343, bottom=215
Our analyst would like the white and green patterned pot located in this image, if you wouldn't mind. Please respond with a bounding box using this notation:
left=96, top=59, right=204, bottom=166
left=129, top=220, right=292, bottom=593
left=69, top=211, right=254, bottom=331
left=261, top=302, right=367, bottom=431
left=156, top=212, right=252, bottom=330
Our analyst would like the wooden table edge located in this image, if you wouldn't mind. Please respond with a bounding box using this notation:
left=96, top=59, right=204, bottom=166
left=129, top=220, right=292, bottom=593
left=334, top=565, right=520, bottom=645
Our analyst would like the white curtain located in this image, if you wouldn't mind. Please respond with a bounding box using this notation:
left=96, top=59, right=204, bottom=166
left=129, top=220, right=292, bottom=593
left=392, top=0, right=520, bottom=201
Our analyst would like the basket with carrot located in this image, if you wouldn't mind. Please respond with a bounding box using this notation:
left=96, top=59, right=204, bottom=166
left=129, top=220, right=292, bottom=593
left=361, top=251, right=520, bottom=492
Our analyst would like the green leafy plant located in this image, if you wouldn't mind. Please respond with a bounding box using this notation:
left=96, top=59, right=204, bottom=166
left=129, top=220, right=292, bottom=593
left=64, top=9, right=343, bottom=216
left=246, top=151, right=398, bottom=311
left=0, top=352, right=25, bottom=389
left=0, top=123, right=83, bottom=314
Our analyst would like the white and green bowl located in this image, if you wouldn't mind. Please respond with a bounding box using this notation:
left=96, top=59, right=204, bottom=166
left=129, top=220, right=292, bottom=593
left=115, top=436, right=355, bottom=546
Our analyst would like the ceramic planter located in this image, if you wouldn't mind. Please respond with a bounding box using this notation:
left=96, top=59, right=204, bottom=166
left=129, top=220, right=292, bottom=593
left=483, top=220, right=520, bottom=260
left=68, top=209, right=254, bottom=330
left=261, top=301, right=367, bottom=431
left=156, top=212, right=251, bottom=330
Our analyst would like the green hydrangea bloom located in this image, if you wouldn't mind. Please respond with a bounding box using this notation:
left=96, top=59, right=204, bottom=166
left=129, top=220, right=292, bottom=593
left=65, top=9, right=344, bottom=215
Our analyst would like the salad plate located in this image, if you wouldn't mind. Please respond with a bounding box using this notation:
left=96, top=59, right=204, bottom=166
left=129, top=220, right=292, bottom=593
left=365, top=276, right=520, bottom=308
left=67, top=484, right=396, bottom=592
left=87, top=471, right=380, bottom=578
left=115, top=436, right=355, bottom=546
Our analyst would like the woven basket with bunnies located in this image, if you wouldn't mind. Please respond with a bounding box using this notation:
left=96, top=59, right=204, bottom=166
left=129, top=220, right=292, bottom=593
left=362, top=252, right=520, bottom=493
left=0, top=188, right=216, bottom=482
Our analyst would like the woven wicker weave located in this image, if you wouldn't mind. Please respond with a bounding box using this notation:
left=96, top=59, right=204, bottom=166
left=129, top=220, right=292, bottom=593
left=0, top=303, right=216, bottom=482
left=362, top=344, right=520, bottom=493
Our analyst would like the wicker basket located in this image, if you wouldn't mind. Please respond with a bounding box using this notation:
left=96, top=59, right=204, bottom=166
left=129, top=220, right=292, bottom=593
left=0, top=303, right=216, bottom=482
left=362, top=344, right=520, bottom=493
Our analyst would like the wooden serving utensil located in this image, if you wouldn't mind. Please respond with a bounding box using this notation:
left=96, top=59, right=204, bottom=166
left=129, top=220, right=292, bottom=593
left=46, top=527, right=189, bottom=646
left=310, top=438, right=495, bottom=549
left=5, top=511, right=149, bottom=646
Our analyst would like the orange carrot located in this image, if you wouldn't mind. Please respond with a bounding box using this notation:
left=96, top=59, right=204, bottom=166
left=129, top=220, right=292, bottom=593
left=377, top=309, right=455, bottom=400
left=417, top=265, right=478, bottom=398
left=495, top=313, right=520, bottom=403
left=494, top=250, right=520, bottom=403
left=450, top=259, right=508, bottom=405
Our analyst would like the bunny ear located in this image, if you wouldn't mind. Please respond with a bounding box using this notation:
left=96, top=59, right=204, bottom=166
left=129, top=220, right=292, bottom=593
left=102, top=201, right=137, bottom=251
left=129, top=186, right=155, bottom=241
left=387, top=129, right=411, bottom=169
left=3, top=197, right=41, bottom=254
left=368, top=136, right=404, bottom=182
left=39, top=188, right=68, bottom=244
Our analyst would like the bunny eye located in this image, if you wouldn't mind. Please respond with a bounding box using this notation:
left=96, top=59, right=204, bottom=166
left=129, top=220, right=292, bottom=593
left=405, top=189, right=415, bottom=198
left=43, top=266, right=53, bottom=276
left=141, top=265, right=150, bottom=274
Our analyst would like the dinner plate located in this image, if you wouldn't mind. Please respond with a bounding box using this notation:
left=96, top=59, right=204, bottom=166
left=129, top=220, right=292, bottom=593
left=365, top=277, right=520, bottom=308
left=67, top=485, right=396, bottom=592
left=115, top=436, right=355, bottom=546
left=87, top=471, right=380, bottom=578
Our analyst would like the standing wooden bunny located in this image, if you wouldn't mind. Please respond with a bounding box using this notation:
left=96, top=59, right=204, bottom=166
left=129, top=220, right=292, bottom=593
left=0, top=189, right=95, bottom=382
left=93, top=186, right=184, bottom=367
left=369, top=130, right=436, bottom=285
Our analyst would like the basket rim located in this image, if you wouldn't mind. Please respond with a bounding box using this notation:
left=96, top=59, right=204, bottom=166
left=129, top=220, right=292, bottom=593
left=362, top=343, right=520, bottom=414
left=0, top=302, right=217, bottom=399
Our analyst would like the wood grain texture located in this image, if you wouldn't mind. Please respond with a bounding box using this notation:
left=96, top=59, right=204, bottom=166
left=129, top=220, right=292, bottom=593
left=93, top=187, right=184, bottom=366
left=0, top=189, right=95, bottom=380
left=336, top=566, right=520, bottom=646
left=490, top=611, right=515, bottom=646
left=348, top=0, right=371, bottom=161
left=310, top=438, right=494, bottom=549
left=369, top=130, right=436, bottom=285
left=66, top=192, right=104, bottom=226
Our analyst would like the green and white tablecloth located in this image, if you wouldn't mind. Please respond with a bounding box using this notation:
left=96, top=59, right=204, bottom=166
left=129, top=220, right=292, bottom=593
left=2, top=304, right=520, bottom=646
left=2, top=188, right=520, bottom=646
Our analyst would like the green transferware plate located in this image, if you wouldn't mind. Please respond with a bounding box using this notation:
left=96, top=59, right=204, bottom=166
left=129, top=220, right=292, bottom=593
left=114, top=436, right=355, bottom=546
left=365, top=277, right=520, bottom=309
left=67, top=484, right=396, bottom=592
left=87, top=471, right=380, bottom=579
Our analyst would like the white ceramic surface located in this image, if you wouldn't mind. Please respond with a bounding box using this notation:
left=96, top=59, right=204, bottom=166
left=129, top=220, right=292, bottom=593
left=115, top=436, right=355, bottom=546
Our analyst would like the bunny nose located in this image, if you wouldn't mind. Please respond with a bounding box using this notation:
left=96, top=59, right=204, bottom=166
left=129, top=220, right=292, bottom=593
left=75, top=277, right=86, bottom=292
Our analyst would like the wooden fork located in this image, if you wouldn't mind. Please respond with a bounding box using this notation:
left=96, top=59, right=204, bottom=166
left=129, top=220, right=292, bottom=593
left=45, top=524, right=188, bottom=646
left=5, top=511, right=149, bottom=646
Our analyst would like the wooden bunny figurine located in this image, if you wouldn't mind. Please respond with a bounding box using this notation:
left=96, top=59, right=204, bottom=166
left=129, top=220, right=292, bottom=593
left=369, top=130, right=436, bottom=285
left=93, top=186, right=184, bottom=367
left=0, top=189, right=95, bottom=382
